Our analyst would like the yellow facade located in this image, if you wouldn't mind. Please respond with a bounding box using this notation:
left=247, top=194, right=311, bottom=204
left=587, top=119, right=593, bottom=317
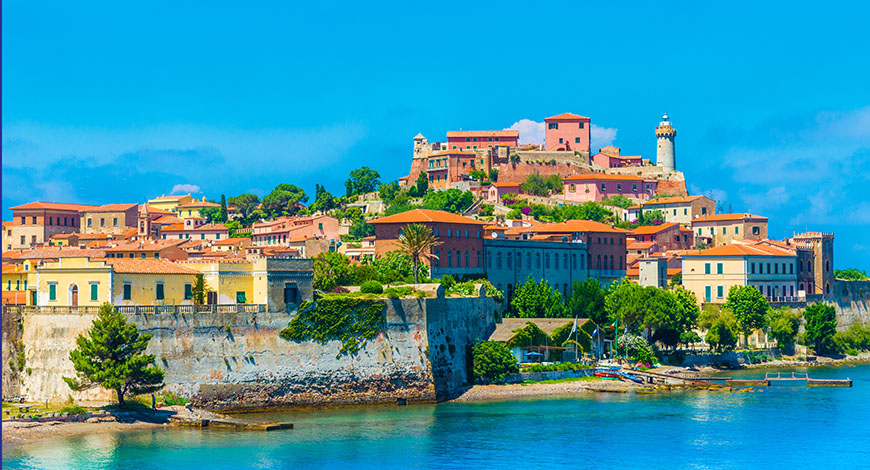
left=33, top=257, right=196, bottom=307
left=182, top=260, right=256, bottom=304
left=683, top=254, right=797, bottom=305
left=146, top=194, right=194, bottom=214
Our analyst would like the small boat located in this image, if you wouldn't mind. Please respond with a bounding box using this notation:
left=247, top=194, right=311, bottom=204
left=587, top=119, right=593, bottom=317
left=618, top=371, right=644, bottom=384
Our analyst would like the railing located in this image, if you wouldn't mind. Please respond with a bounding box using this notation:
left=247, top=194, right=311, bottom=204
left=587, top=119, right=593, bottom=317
left=4, top=304, right=267, bottom=315
left=769, top=296, right=806, bottom=304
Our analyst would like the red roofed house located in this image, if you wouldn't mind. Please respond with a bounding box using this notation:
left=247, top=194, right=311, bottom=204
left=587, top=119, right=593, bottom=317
left=591, top=146, right=644, bottom=169
left=104, top=239, right=189, bottom=261
left=629, top=223, right=694, bottom=252
left=522, top=220, right=629, bottom=282
left=562, top=174, right=657, bottom=203
left=10, top=202, right=98, bottom=249
left=639, top=195, right=716, bottom=225
left=369, top=209, right=487, bottom=277
left=79, top=204, right=139, bottom=235
left=425, top=150, right=480, bottom=190
left=446, top=130, right=519, bottom=151
left=159, top=218, right=230, bottom=242
left=251, top=215, right=339, bottom=251
left=690, top=213, right=769, bottom=247
left=545, top=113, right=591, bottom=153
left=485, top=182, right=521, bottom=203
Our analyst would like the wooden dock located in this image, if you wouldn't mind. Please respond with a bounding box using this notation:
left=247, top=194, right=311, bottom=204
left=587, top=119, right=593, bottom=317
left=726, top=379, right=769, bottom=387
left=807, top=379, right=852, bottom=387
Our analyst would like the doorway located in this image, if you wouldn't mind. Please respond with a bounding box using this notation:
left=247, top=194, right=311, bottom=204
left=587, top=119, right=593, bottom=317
left=69, top=284, right=79, bottom=307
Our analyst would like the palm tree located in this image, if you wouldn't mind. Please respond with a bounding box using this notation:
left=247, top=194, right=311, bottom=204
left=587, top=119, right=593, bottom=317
left=396, top=224, right=442, bottom=283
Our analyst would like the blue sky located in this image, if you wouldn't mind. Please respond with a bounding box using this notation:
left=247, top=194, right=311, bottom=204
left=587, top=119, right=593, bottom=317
left=3, top=1, right=870, bottom=268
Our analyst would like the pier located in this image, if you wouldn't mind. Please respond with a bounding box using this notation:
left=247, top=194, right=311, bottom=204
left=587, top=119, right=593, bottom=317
left=724, top=372, right=852, bottom=388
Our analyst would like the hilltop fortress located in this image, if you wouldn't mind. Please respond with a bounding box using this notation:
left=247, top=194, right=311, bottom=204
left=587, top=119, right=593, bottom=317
left=402, top=112, right=688, bottom=200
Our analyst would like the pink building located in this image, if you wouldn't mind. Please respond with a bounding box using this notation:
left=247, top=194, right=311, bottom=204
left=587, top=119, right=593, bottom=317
left=544, top=113, right=591, bottom=153
left=425, top=151, right=479, bottom=189
left=562, top=174, right=657, bottom=203
left=486, top=182, right=521, bottom=203
left=159, top=219, right=230, bottom=241
left=591, top=146, right=644, bottom=168
left=251, top=215, right=339, bottom=247
left=629, top=222, right=694, bottom=252
left=446, top=130, right=519, bottom=151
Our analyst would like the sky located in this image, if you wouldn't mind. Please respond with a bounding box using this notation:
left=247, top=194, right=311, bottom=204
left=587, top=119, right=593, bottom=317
left=3, top=1, right=870, bottom=268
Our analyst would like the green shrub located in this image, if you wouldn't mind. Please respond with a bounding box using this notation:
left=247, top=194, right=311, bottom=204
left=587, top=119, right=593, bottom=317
left=472, top=340, right=519, bottom=384
left=520, top=362, right=592, bottom=373
left=383, top=286, right=419, bottom=299
left=439, top=275, right=456, bottom=290
left=162, top=393, right=190, bottom=406
left=360, top=280, right=383, bottom=294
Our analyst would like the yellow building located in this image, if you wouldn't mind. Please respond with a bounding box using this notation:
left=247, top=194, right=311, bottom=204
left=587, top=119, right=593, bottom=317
left=146, top=194, right=195, bottom=214
left=690, top=213, right=768, bottom=247
left=176, top=198, right=220, bottom=219
left=2, top=261, right=35, bottom=305
left=33, top=257, right=198, bottom=307
left=682, top=244, right=798, bottom=305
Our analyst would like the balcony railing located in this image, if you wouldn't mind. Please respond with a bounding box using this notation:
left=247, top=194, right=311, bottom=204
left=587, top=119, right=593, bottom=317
left=5, top=304, right=267, bottom=315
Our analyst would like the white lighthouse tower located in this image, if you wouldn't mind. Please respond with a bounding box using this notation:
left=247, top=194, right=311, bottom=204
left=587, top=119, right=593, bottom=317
left=655, top=113, right=676, bottom=171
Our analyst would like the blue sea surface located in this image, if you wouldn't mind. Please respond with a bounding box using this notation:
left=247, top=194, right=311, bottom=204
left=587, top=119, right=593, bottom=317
left=4, top=364, right=870, bottom=469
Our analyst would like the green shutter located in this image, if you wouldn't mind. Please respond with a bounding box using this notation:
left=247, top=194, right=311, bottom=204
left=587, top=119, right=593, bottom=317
left=704, top=263, right=711, bottom=274
left=90, top=283, right=98, bottom=301
left=49, top=284, right=57, bottom=301
left=236, top=291, right=247, bottom=303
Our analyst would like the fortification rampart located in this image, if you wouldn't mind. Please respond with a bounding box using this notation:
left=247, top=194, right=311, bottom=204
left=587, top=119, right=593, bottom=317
left=2, top=294, right=497, bottom=408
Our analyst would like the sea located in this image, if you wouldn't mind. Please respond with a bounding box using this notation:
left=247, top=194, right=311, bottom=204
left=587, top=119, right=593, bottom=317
left=3, top=364, right=869, bottom=469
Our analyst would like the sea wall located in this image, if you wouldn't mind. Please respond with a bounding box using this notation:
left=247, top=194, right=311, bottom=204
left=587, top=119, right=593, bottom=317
left=829, top=280, right=870, bottom=330
left=1, top=308, right=23, bottom=399
left=3, top=294, right=497, bottom=408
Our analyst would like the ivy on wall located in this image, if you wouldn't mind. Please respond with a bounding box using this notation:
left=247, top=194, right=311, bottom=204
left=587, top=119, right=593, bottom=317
left=279, top=297, right=387, bottom=358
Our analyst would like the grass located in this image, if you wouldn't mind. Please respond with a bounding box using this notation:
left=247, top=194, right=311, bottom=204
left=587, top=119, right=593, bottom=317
left=520, top=376, right=603, bottom=386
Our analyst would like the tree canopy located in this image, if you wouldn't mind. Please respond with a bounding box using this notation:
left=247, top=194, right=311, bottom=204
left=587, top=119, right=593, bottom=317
left=472, top=340, right=519, bottom=384
left=510, top=278, right=565, bottom=318
left=803, top=303, right=837, bottom=353
left=345, top=167, right=381, bottom=197
left=521, top=173, right=562, bottom=196
left=262, top=183, right=308, bottom=218
left=724, top=285, right=770, bottom=337
left=63, top=303, right=164, bottom=406
left=565, top=279, right=607, bottom=326
left=834, top=268, right=869, bottom=280
left=228, top=193, right=261, bottom=220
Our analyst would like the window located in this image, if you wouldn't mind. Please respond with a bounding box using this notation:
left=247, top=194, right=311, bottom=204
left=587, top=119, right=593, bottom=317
left=578, top=122, right=584, bottom=129
left=6, top=280, right=9, bottom=290
left=536, top=253, right=541, bottom=268
left=752, top=226, right=760, bottom=235
left=673, top=209, right=677, bottom=216
left=49, top=216, right=53, bottom=225
left=554, top=253, right=559, bottom=270
left=716, top=263, right=723, bottom=274
left=717, top=286, right=724, bottom=298
left=600, top=183, right=606, bottom=191
left=575, top=137, right=581, bottom=143
left=90, top=283, right=98, bottom=301
left=735, top=226, right=739, bottom=234
left=434, top=250, right=441, bottom=267
left=31, top=216, right=36, bottom=224
left=129, top=253, right=134, bottom=258
left=767, top=263, right=771, bottom=274
left=569, top=184, right=576, bottom=192
left=476, top=252, right=481, bottom=267
left=722, top=227, right=726, bottom=235
left=216, top=234, right=221, bottom=240
left=236, top=291, right=247, bottom=303
left=447, top=229, right=452, bottom=238
left=434, top=228, right=440, bottom=237
left=448, top=251, right=453, bottom=267
left=548, top=122, right=558, bottom=129
left=527, top=252, right=531, bottom=269
left=789, top=263, right=794, bottom=274
left=495, top=252, right=501, bottom=269
left=705, top=286, right=711, bottom=302
left=201, top=234, right=206, bottom=239
left=704, top=263, right=711, bottom=274
left=141, top=253, right=147, bottom=259
left=632, top=183, right=638, bottom=193
left=559, top=138, right=563, bottom=144
left=156, top=283, right=165, bottom=300
left=477, top=231, right=481, bottom=238
left=617, top=183, right=622, bottom=191
left=154, top=253, right=159, bottom=259
left=49, top=283, right=57, bottom=301
left=113, top=217, right=118, bottom=226
left=774, top=264, right=779, bottom=274
left=100, top=218, right=105, bottom=227
left=20, top=216, right=25, bottom=225
left=545, top=253, right=550, bottom=269
left=751, top=263, right=756, bottom=274
left=15, top=280, right=20, bottom=290
left=464, top=251, right=469, bottom=267
left=87, top=218, right=93, bottom=227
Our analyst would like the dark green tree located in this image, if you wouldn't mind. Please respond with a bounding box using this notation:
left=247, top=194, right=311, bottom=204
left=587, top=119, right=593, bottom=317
left=521, top=173, right=551, bottom=196
left=604, top=279, right=645, bottom=331
left=510, top=278, right=565, bottom=318
left=488, top=168, right=499, bottom=182
left=200, top=206, right=221, bottom=223
left=705, top=311, right=739, bottom=352
left=421, top=189, right=474, bottom=214
left=219, top=194, right=228, bottom=222
left=378, top=181, right=401, bottom=205
left=768, top=307, right=802, bottom=350
left=345, top=167, right=381, bottom=197
left=833, top=268, right=869, bottom=280
left=262, top=184, right=308, bottom=218
left=310, top=184, right=339, bottom=213
left=409, top=171, right=429, bottom=198
left=312, top=252, right=355, bottom=292
left=565, top=279, right=607, bottom=326
left=724, top=285, right=770, bottom=340
left=396, top=224, right=441, bottom=283
left=63, top=303, right=164, bottom=406
left=472, top=340, right=519, bottom=384
left=228, top=194, right=261, bottom=221
left=803, top=303, right=837, bottom=353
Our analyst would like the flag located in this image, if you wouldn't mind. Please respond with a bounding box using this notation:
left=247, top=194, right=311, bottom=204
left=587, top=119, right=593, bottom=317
left=569, top=318, right=577, bottom=337
left=591, top=326, right=599, bottom=338
left=607, top=320, right=617, bottom=329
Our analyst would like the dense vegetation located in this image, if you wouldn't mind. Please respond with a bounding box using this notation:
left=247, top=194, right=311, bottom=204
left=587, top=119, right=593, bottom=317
left=834, top=268, right=870, bottom=280
left=280, top=298, right=386, bottom=357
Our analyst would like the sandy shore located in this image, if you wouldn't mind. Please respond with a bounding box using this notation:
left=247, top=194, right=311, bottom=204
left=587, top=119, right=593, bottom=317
left=450, top=379, right=644, bottom=403
left=2, top=418, right=166, bottom=448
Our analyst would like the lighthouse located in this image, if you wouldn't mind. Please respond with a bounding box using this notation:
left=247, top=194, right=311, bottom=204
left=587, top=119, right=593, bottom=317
left=655, top=113, right=676, bottom=171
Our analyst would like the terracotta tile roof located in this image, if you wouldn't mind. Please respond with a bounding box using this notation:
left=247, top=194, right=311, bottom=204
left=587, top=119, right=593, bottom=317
left=630, top=222, right=680, bottom=235
left=3, top=247, right=107, bottom=260
left=683, top=244, right=794, bottom=258
left=148, top=194, right=190, bottom=202
left=84, top=203, right=138, bottom=212
left=545, top=112, right=590, bottom=121
left=213, top=237, right=250, bottom=245
left=141, top=205, right=176, bottom=216
left=692, top=213, right=768, bottom=223
left=564, top=173, right=647, bottom=182
left=2, top=264, right=27, bottom=274
left=625, top=268, right=681, bottom=277
left=2, top=291, right=28, bottom=305
left=429, top=150, right=477, bottom=156
left=77, top=233, right=110, bottom=240
left=50, top=233, right=78, bottom=239
left=120, top=228, right=138, bottom=239
left=85, top=241, right=112, bottom=248
left=532, top=220, right=629, bottom=234
left=152, top=215, right=183, bottom=225
left=105, top=240, right=186, bottom=252
left=103, top=258, right=200, bottom=274
left=177, top=201, right=220, bottom=209
left=446, top=130, right=519, bottom=138
left=642, top=196, right=705, bottom=206
left=369, top=209, right=487, bottom=225
left=489, top=182, right=521, bottom=188
left=627, top=241, right=655, bottom=250
left=159, top=224, right=185, bottom=232
left=10, top=202, right=98, bottom=211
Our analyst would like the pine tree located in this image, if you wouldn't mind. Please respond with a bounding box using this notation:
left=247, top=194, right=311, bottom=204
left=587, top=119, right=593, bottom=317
left=63, top=303, right=164, bottom=406
left=219, top=194, right=228, bottom=222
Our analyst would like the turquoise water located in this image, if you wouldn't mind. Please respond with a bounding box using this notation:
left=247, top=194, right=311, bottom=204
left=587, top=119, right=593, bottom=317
left=4, top=364, right=870, bottom=469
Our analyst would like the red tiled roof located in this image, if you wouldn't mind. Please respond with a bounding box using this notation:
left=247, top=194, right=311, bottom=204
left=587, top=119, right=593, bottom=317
left=177, top=201, right=220, bottom=209
left=77, top=233, right=110, bottom=240
left=692, top=213, right=768, bottom=223
left=104, top=240, right=186, bottom=252
left=3, top=247, right=107, bottom=260
left=11, top=202, right=98, bottom=211
left=148, top=194, right=190, bottom=202
left=630, top=222, right=680, bottom=235
left=160, top=224, right=185, bottom=232
left=642, top=196, right=705, bottom=206
left=446, top=130, right=519, bottom=138
left=141, top=205, right=176, bottom=216
left=532, top=220, right=629, bottom=234
left=545, top=112, right=590, bottom=121
left=564, top=173, right=647, bottom=182
left=152, top=215, right=183, bottom=225
left=213, top=237, right=250, bottom=245
left=627, top=241, right=655, bottom=250
left=683, top=244, right=794, bottom=258
left=490, top=182, right=521, bottom=188
left=84, top=203, right=138, bottom=212
left=50, top=233, right=79, bottom=239
left=103, top=258, right=200, bottom=274
left=369, top=209, right=487, bottom=225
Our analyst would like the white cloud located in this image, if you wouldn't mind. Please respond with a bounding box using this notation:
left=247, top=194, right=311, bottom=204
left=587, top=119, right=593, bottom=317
left=690, top=184, right=728, bottom=203
left=590, top=124, right=618, bottom=152
left=506, top=119, right=619, bottom=151
left=506, top=119, right=544, bottom=145
left=171, top=184, right=201, bottom=195
left=739, top=186, right=790, bottom=213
